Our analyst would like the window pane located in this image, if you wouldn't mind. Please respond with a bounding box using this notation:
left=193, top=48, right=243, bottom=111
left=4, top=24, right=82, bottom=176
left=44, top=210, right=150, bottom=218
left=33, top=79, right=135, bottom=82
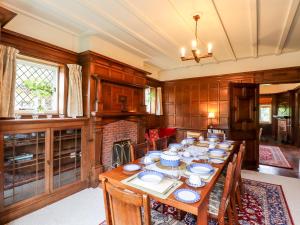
left=150, top=87, right=156, bottom=114
left=15, top=59, right=58, bottom=114
left=260, top=105, right=272, bottom=123
left=145, top=88, right=151, bottom=113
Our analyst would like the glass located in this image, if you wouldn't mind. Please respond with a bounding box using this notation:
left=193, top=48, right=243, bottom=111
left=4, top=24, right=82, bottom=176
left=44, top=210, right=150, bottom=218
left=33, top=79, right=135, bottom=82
left=53, top=129, right=81, bottom=189
left=3, top=132, right=46, bottom=206
left=15, top=58, right=58, bottom=114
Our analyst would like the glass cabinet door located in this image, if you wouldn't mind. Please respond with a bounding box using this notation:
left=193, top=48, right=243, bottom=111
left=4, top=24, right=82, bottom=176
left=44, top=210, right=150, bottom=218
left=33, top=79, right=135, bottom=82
left=3, top=132, right=46, bottom=206
left=53, top=129, right=81, bottom=189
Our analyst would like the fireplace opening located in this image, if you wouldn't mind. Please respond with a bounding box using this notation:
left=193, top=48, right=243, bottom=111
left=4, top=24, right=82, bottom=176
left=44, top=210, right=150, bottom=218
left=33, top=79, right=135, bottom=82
left=112, top=139, right=132, bottom=168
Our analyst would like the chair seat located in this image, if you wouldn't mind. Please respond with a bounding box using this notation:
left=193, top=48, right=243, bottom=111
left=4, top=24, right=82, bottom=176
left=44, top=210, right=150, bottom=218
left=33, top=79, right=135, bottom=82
left=151, top=209, right=185, bottom=225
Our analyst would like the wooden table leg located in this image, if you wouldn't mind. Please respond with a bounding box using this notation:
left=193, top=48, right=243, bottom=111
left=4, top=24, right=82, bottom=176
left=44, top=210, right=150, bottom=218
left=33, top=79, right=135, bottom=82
left=197, top=198, right=208, bottom=225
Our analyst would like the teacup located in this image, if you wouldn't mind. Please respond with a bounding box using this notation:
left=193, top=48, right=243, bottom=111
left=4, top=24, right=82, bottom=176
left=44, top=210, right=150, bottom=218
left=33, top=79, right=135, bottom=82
left=143, top=156, right=153, bottom=164
left=189, top=174, right=202, bottom=185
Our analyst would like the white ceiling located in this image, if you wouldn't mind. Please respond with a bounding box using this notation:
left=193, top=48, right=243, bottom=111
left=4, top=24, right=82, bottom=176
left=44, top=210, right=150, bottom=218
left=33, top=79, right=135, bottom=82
left=260, top=83, right=300, bottom=94
left=2, top=0, right=300, bottom=73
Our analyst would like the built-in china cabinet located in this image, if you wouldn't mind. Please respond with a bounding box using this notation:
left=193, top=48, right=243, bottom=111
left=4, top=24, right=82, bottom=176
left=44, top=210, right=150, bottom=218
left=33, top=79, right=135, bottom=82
left=0, top=118, right=89, bottom=224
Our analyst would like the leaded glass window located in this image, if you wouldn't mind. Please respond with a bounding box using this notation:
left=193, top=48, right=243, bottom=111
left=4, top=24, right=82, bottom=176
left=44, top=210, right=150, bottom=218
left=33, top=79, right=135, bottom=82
left=15, top=58, right=59, bottom=114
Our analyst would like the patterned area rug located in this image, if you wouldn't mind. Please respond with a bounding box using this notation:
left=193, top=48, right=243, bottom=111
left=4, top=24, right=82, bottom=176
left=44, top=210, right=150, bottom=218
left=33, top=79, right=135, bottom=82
left=100, top=179, right=294, bottom=225
left=259, top=145, right=292, bottom=169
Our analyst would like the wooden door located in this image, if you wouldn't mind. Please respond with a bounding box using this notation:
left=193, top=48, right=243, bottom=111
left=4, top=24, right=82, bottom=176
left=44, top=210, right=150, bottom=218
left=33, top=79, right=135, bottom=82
left=229, top=83, right=259, bottom=169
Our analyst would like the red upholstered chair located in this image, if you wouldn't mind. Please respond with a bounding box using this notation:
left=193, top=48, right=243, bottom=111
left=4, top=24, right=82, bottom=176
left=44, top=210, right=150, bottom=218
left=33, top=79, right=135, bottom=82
left=149, top=129, right=159, bottom=141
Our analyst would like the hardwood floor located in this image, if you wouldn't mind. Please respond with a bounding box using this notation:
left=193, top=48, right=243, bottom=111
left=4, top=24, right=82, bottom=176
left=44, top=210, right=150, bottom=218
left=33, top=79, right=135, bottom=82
left=258, top=141, right=300, bottom=178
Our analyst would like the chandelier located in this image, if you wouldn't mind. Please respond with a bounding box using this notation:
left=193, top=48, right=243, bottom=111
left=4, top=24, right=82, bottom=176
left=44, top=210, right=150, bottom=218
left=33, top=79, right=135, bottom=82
left=180, top=15, right=213, bottom=63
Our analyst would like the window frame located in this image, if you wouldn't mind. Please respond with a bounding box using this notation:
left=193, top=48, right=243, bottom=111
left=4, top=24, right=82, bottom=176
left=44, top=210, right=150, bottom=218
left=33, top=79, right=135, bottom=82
left=14, top=55, right=63, bottom=115
left=259, top=104, right=272, bottom=124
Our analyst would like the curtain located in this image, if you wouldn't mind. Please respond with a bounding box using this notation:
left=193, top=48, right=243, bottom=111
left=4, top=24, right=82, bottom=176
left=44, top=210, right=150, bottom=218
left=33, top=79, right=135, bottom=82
left=67, top=64, right=83, bottom=117
left=0, top=45, right=19, bottom=117
left=156, top=87, right=163, bottom=115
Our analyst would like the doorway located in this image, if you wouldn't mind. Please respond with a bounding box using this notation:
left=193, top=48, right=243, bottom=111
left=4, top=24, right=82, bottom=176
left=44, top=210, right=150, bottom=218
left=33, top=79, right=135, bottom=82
left=258, top=83, right=300, bottom=178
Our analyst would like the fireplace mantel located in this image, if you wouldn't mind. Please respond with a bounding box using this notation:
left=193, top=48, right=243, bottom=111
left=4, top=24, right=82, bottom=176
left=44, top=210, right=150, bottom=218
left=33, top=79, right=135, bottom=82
left=92, top=111, right=146, bottom=118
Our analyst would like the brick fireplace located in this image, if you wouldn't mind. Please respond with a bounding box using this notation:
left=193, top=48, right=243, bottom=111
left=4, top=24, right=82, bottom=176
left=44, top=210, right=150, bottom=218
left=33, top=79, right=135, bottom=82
left=102, top=120, right=138, bottom=169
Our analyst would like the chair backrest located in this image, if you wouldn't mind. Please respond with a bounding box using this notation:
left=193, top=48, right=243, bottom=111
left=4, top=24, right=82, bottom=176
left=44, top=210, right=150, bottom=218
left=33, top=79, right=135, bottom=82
left=218, top=157, right=237, bottom=222
left=259, top=127, right=263, bottom=141
left=153, top=136, right=168, bottom=150
left=186, top=131, right=202, bottom=139
left=233, top=143, right=246, bottom=190
left=102, top=178, right=151, bottom=225
left=130, top=141, right=151, bottom=160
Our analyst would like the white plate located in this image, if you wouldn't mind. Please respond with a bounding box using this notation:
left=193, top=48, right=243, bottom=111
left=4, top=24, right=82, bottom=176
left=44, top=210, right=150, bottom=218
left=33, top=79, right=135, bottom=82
left=174, top=189, right=201, bottom=203
left=137, top=171, right=164, bottom=184
left=123, top=164, right=141, bottom=172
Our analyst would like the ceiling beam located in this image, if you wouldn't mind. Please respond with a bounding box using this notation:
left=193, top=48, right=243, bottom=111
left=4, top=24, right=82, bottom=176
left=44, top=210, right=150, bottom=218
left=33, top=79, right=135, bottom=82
left=0, top=2, right=79, bottom=36
left=211, top=0, right=237, bottom=61
left=116, top=0, right=182, bottom=48
left=275, top=0, right=300, bottom=54
left=249, top=0, right=258, bottom=57
left=37, top=0, right=151, bottom=58
left=78, top=0, right=178, bottom=60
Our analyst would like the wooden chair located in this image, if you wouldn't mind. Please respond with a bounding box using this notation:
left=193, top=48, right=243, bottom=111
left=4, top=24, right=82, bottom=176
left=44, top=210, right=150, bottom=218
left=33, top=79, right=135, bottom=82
left=102, top=177, right=150, bottom=225
left=153, top=136, right=168, bottom=150
left=208, top=157, right=237, bottom=225
left=216, top=143, right=246, bottom=225
left=235, top=143, right=246, bottom=210
left=186, top=131, right=202, bottom=139
left=129, top=141, right=151, bottom=160
left=101, top=178, right=184, bottom=225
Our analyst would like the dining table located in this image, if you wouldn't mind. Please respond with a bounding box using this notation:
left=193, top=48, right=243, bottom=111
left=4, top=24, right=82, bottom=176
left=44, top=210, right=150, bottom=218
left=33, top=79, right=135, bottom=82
left=99, top=141, right=239, bottom=225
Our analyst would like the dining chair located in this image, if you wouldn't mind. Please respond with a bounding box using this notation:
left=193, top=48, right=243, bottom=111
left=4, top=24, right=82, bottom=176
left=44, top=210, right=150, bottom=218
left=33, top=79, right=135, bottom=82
left=208, top=158, right=237, bottom=225
left=186, top=131, right=202, bottom=139
left=153, top=136, right=168, bottom=150
left=101, top=177, right=184, bottom=225
left=235, top=143, right=246, bottom=211
left=129, top=141, right=151, bottom=160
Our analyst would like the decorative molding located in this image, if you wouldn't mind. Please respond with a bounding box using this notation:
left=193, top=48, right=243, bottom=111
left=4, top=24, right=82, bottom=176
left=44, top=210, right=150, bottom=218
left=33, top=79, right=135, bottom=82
left=0, top=28, right=78, bottom=64
left=38, top=0, right=149, bottom=58
left=0, top=2, right=79, bottom=36
left=0, top=6, right=16, bottom=28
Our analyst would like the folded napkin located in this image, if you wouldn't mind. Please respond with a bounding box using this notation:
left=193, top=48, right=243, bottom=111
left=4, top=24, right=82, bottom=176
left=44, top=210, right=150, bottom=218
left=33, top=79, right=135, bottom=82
left=122, top=172, right=182, bottom=199
left=145, top=163, right=185, bottom=177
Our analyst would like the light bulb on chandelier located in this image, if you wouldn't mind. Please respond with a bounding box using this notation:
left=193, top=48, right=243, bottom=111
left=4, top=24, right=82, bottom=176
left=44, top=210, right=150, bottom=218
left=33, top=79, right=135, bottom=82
left=180, top=15, right=213, bottom=63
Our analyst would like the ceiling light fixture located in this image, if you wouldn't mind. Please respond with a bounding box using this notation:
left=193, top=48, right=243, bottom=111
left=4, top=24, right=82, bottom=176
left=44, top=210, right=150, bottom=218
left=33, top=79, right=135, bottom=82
left=180, top=15, right=213, bottom=63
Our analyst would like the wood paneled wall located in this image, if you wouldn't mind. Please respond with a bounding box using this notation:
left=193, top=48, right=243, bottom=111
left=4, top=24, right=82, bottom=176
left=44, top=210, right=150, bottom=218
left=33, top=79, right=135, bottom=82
left=163, top=73, right=254, bottom=130
left=163, top=67, right=300, bottom=132
left=102, top=82, right=143, bottom=112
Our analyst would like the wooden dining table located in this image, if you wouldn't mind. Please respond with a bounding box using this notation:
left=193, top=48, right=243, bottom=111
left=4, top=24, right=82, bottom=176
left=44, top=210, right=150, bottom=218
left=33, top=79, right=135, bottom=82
left=99, top=143, right=239, bottom=225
